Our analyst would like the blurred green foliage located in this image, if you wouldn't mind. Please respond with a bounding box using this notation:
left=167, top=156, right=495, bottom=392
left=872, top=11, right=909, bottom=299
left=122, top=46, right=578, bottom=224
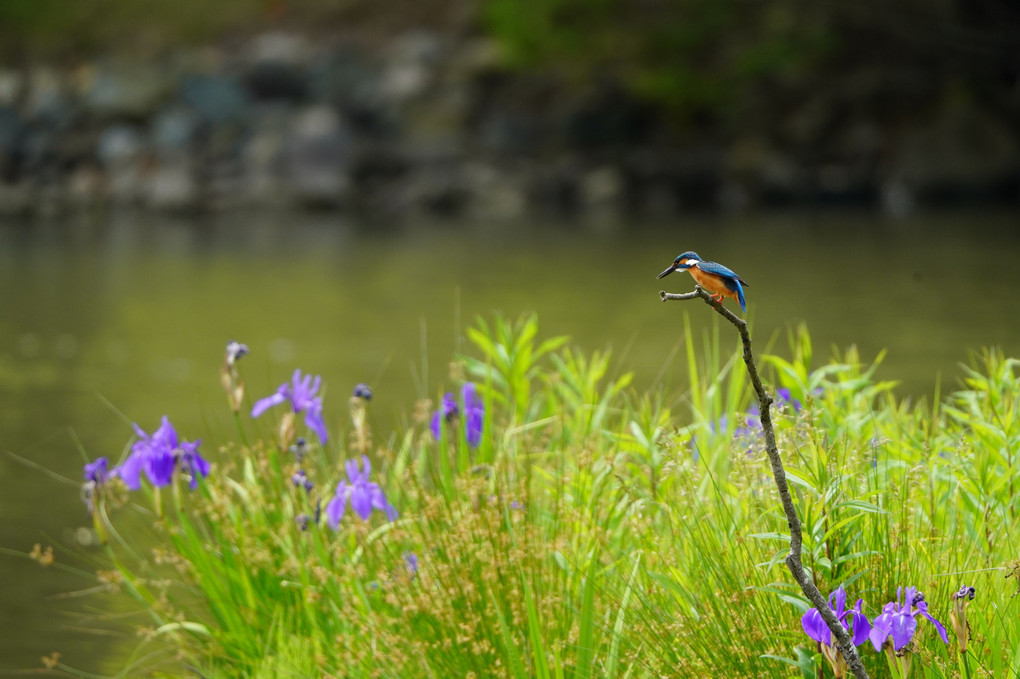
left=480, top=0, right=1020, bottom=125
left=482, top=0, right=836, bottom=116
left=0, top=0, right=266, bottom=58
left=0, top=0, right=470, bottom=60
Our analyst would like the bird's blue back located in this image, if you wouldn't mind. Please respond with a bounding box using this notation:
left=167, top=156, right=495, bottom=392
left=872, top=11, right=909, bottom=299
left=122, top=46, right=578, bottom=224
left=697, top=260, right=746, bottom=284
left=698, top=260, right=748, bottom=311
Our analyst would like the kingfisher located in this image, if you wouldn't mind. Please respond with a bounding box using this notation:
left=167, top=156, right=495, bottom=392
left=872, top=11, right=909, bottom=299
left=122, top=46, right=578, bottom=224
left=657, top=251, right=749, bottom=312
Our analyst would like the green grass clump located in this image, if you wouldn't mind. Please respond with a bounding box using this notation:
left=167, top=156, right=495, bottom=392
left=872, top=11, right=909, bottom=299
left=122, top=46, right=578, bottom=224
left=86, top=314, right=1020, bottom=678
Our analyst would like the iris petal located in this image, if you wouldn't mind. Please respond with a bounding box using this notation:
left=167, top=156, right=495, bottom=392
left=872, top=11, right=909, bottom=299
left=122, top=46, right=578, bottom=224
left=831, top=586, right=847, bottom=616
left=304, top=400, right=329, bottom=444
left=889, top=613, right=918, bottom=651
left=252, top=392, right=287, bottom=418
left=801, top=607, right=831, bottom=646
left=849, top=607, right=871, bottom=646
left=430, top=411, right=442, bottom=440
left=466, top=408, right=484, bottom=447
left=350, top=485, right=372, bottom=520
left=870, top=612, right=892, bottom=652
left=325, top=491, right=346, bottom=530
left=920, top=609, right=950, bottom=644
left=118, top=450, right=146, bottom=490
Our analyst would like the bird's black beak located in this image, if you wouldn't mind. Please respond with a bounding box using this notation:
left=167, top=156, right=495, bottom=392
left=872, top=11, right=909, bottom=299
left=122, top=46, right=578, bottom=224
left=657, top=265, right=676, bottom=280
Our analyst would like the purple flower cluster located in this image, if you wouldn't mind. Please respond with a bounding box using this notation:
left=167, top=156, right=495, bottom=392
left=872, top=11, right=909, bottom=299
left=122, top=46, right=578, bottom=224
left=291, top=469, right=314, bottom=492
left=325, top=456, right=398, bottom=528
left=81, top=456, right=114, bottom=512
left=869, top=586, right=949, bottom=652
left=225, top=340, right=249, bottom=366
left=84, top=342, right=406, bottom=549
left=700, top=388, right=803, bottom=458
left=802, top=584, right=950, bottom=676
left=117, top=416, right=210, bottom=490
left=431, top=382, right=484, bottom=448
left=740, top=389, right=801, bottom=437
left=802, top=585, right=870, bottom=648
left=252, top=369, right=328, bottom=444
left=84, top=457, right=112, bottom=486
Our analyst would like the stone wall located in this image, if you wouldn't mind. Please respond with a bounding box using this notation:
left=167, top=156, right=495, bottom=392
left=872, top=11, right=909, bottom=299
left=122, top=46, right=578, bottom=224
left=0, top=30, right=1017, bottom=219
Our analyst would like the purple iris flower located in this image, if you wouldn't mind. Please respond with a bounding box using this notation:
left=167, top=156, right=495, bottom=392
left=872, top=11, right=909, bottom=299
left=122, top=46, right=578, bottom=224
left=802, top=585, right=871, bottom=648
left=289, top=437, right=308, bottom=463
left=82, top=457, right=113, bottom=512
left=178, top=444, right=210, bottom=490
left=404, top=552, right=419, bottom=576
left=252, top=369, right=328, bottom=444
left=292, top=469, right=314, bottom=492
left=462, top=383, right=484, bottom=447
left=225, top=340, right=249, bottom=366
left=734, top=406, right=760, bottom=438
left=869, top=586, right=949, bottom=652
left=709, top=414, right=729, bottom=434
left=353, top=383, right=373, bottom=401
left=325, top=456, right=397, bottom=528
left=84, top=457, right=112, bottom=485
left=776, top=388, right=802, bottom=412
left=117, top=417, right=207, bottom=490
left=430, top=392, right=459, bottom=439
left=430, top=383, right=484, bottom=448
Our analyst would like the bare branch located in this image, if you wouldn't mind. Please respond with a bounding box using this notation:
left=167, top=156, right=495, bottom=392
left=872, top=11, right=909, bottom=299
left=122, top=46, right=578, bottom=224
left=659, top=285, right=870, bottom=679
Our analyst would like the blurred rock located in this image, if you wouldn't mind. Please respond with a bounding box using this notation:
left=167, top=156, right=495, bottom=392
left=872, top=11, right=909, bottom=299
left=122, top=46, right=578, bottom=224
left=97, top=124, right=145, bottom=203
left=0, top=180, right=31, bottom=215
left=25, top=66, right=67, bottom=121
left=245, top=62, right=308, bottom=103
left=151, top=107, right=200, bottom=157
left=348, top=143, right=410, bottom=213
left=81, top=62, right=169, bottom=118
left=892, top=97, right=1018, bottom=204
left=463, top=162, right=526, bottom=220
left=244, top=32, right=312, bottom=103
left=402, top=162, right=471, bottom=215
left=310, top=47, right=376, bottom=106
left=97, top=124, right=144, bottom=167
left=579, top=166, right=623, bottom=209
left=528, top=161, right=580, bottom=213
left=144, top=160, right=197, bottom=212
left=565, top=83, right=656, bottom=150
left=66, top=163, right=105, bottom=207
left=242, top=124, right=286, bottom=204
left=0, top=106, right=24, bottom=176
left=380, top=31, right=442, bottom=103
left=283, top=105, right=351, bottom=207
left=180, top=74, right=248, bottom=124
left=880, top=178, right=916, bottom=218
left=247, top=32, right=312, bottom=66
left=0, top=69, right=23, bottom=107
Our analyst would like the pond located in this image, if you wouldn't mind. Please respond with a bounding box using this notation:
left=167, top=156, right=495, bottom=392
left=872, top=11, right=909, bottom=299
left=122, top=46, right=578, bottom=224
left=1, top=209, right=1018, bottom=673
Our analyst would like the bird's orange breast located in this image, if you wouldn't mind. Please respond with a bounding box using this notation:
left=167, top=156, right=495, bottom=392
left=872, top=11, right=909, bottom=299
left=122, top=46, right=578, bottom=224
left=688, top=266, right=736, bottom=301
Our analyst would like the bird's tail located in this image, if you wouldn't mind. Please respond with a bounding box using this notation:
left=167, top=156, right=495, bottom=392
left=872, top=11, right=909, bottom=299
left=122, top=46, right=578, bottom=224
left=736, top=283, right=746, bottom=312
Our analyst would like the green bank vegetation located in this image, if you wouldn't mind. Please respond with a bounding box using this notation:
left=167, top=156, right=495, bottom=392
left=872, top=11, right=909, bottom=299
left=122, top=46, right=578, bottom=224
left=72, top=314, right=1020, bottom=677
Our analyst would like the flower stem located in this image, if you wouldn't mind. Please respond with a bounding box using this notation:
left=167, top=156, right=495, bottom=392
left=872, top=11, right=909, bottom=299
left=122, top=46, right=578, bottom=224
left=960, top=650, right=972, bottom=679
left=233, top=410, right=249, bottom=449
